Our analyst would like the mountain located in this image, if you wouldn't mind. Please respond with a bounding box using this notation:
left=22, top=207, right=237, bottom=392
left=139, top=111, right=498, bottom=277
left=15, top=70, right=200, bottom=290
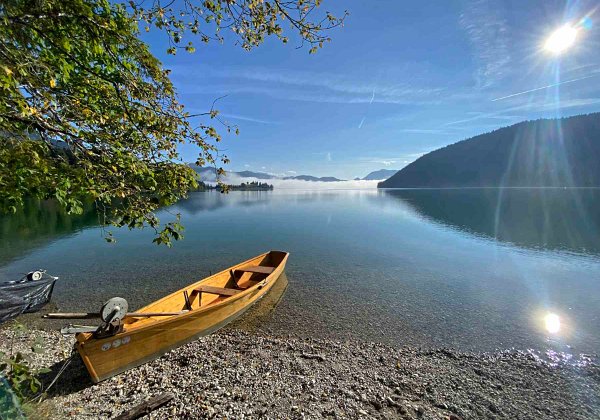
left=235, top=170, right=277, bottom=180
left=189, top=166, right=274, bottom=181
left=283, top=175, right=345, bottom=182
left=362, top=169, right=398, bottom=180
left=189, top=165, right=345, bottom=182
left=379, top=113, right=600, bottom=188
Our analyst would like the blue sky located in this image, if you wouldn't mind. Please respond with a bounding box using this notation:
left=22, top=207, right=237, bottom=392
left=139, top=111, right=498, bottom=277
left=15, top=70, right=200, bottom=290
left=143, top=0, right=600, bottom=179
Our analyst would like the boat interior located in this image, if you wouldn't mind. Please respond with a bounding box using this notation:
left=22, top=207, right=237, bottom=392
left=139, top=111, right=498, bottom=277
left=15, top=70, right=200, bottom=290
left=122, top=251, right=287, bottom=329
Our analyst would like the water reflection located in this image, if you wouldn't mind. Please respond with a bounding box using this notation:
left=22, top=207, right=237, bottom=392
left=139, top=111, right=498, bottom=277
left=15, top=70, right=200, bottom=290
left=1, top=190, right=599, bottom=355
left=0, top=199, right=99, bottom=266
left=176, top=190, right=274, bottom=215
left=545, top=313, right=561, bottom=334
left=228, top=272, right=289, bottom=333
left=383, top=188, right=600, bottom=255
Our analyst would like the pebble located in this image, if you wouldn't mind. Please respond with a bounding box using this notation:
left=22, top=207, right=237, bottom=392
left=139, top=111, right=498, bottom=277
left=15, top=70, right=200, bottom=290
left=0, top=327, right=598, bottom=419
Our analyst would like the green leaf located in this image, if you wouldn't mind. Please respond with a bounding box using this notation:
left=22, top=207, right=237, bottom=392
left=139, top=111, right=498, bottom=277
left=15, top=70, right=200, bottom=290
left=0, top=0, right=345, bottom=247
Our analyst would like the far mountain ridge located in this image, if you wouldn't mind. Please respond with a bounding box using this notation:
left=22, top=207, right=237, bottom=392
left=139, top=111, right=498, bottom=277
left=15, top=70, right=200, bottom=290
left=379, top=113, right=600, bottom=188
left=189, top=164, right=390, bottom=182
left=362, top=169, right=399, bottom=180
left=235, top=170, right=278, bottom=180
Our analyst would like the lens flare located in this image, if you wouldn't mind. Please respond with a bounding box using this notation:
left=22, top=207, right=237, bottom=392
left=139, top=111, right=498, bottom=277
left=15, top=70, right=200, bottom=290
left=544, top=313, right=561, bottom=334
left=544, top=25, right=578, bottom=54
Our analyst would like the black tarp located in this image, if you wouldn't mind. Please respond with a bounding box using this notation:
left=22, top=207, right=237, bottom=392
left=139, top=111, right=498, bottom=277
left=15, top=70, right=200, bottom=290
left=0, top=277, right=57, bottom=324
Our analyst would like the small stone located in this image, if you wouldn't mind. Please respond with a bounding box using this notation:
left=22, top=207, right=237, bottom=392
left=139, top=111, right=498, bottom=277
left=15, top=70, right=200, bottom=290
left=370, top=400, right=383, bottom=410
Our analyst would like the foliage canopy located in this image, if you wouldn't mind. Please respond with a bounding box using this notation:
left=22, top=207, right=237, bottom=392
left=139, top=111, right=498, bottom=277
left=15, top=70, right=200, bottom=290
left=0, top=0, right=345, bottom=245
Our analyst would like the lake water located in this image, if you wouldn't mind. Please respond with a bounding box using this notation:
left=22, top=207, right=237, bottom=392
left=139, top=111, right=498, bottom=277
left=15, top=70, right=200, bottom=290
left=2, top=188, right=600, bottom=357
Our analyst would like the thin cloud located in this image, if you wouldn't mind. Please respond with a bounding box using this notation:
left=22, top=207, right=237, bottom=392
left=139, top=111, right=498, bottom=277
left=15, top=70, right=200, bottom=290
left=326, top=152, right=332, bottom=162
left=444, top=110, right=518, bottom=126
left=217, top=67, right=440, bottom=98
left=184, top=83, right=442, bottom=105
left=174, top=66, right=443, bottom=105
left=445, top=97, right=600, bottom=126
left=400, top=129, right=448, bottom=134
left=220, top=113, right=280, bottom=125
left=516, top=97, right=600, bottom=111
left=491, top=74, right=598, bottom=101
left=459, top=0, right=511, bottom=88
left=358, top=90, right=376, bottom=128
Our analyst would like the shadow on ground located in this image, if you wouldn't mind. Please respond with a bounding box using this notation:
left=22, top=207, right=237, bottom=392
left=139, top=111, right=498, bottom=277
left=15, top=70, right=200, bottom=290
left=38, top=355, right=93, bottom=397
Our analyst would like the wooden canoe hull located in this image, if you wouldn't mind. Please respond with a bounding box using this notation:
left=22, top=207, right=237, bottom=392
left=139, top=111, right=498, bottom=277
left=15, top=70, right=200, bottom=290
left=76, top=251, right=288, bottom=383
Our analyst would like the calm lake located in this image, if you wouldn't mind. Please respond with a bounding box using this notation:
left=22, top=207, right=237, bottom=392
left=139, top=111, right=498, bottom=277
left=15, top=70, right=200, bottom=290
left=2, top=188, right=600, bottom=357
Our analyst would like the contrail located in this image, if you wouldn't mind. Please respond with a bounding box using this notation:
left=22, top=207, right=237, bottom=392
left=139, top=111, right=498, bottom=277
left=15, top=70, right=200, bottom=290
left=491, top=74, right=596, bottom=101
left=358, top=90, right=375, bottom=128
left=358, top=116, right=366, bottom=129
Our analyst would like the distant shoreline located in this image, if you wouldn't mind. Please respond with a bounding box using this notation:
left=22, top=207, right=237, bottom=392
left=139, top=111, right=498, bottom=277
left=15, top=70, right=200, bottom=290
left=194, top=181, right=274, bottom=191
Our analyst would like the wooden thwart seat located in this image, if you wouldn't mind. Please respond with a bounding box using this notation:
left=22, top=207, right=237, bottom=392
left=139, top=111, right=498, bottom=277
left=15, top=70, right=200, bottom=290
left=189, top=266, right=275, bottom=308
left=233, top=265, right=274, bottom=275
left=192, top=285, right=242, bottom=297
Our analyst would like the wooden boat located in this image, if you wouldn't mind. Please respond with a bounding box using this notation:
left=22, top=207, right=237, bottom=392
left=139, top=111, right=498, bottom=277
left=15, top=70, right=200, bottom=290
left=74, top=251, right=289, bottom=383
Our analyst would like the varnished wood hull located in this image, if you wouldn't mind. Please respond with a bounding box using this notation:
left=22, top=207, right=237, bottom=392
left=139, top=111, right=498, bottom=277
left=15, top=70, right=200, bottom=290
left=76, top=251, right=289, bottom=383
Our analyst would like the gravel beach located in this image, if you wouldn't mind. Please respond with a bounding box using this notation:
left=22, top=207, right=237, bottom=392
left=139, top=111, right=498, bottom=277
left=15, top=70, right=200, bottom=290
left=1, top=326, right=599, bottom=419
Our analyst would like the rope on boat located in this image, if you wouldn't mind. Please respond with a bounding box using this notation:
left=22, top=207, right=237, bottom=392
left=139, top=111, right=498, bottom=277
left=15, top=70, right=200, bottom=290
left=35, top=347, right=77, bottom=401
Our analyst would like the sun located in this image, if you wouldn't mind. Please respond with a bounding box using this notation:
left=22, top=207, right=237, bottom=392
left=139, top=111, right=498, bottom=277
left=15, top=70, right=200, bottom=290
left=544, top=24, right=578, bottom=54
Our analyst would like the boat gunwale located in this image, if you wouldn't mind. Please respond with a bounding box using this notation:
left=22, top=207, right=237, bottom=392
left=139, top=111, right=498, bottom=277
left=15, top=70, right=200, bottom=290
left=77, top=250, right=289, bottom=342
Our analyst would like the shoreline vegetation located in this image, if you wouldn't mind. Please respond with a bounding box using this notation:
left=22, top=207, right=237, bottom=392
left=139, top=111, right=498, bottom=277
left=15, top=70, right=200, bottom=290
left=194, top=181, right=274, bottom=192
left=0, top=326, right=598, bottom=419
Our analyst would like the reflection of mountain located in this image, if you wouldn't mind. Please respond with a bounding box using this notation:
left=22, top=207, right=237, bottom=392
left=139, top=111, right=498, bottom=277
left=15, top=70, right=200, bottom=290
left=384, top=188, right=600, bottom=255
left=173, top=191, right=272, bottom=215
left=0, top=199, right=100, bottom=266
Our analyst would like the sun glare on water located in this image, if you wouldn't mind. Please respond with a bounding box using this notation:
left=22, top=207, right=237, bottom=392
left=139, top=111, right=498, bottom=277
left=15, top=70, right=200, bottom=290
left=544, top=313, right=561, bottom=334
left=544, top=25, right=578, bottom=54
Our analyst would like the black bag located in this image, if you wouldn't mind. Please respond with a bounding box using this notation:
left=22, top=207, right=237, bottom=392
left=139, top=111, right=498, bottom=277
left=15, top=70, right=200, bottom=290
left=0, top=272, right=57, bottom=324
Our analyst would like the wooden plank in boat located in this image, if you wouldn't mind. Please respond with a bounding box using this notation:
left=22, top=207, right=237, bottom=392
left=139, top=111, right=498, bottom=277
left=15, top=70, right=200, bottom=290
left=234, top=265, right=274, bottom=275
left=193, top=285, right=242, bottom=296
